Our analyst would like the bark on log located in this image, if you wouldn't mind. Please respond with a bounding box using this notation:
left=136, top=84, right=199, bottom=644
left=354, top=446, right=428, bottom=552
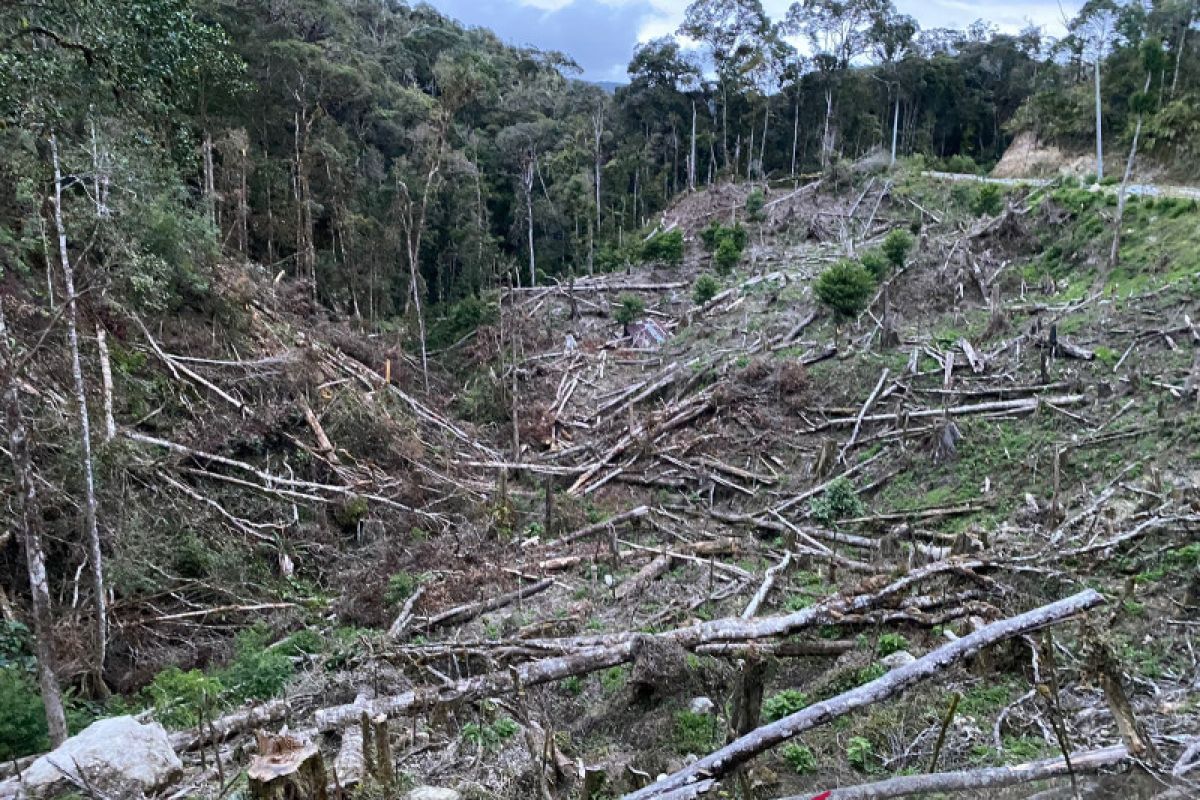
left=316, top=560, right=988, bottom=732
left=547, top=505, right=649, bottom=547
left=410, top=578, right=553, bottom=635
left=814, top=395, right=1087, bottom=430
left=775, top=744, right=1130, bottom=799
left=170, top=699, right=291, bottom=752
left=622, top=589, right=1105, bottom=799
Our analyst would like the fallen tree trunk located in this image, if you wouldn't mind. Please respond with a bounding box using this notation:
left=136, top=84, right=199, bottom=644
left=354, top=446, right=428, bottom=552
left=316, top=560, right=988, bottom=732
left=170, top=699, right=291, bottom=752
left=410, top=578, right=553, bottom=635
left=546, top=505, right=650, bottom=547
left=813, top=395, right=1088, bottom=430
left=776, top=744, right=1130, bottom=800
left=622, top=589, right=1105, bottom=799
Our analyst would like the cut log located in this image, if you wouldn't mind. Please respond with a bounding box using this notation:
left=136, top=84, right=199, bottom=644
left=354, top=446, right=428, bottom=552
left=248, top=732, right=327, bottom=800
left=332, top=728, right=364, bottom=789
left=776, top=744, right=1130, bottom=799
left=546, top=505, right=650, bottom=547
left=170, top=699, right=290, bottom=752
left=621, top=589, right=1105, bottom=799
left=411, top=578, right=553, bottom=635
left=316, top=560, right=991, bottom=732
left=814, top=395, right=1088, bottom=430
left=741, top=552, right=792, bottom=618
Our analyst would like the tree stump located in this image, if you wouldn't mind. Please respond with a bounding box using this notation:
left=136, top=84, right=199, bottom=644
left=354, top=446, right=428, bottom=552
left=248, top=731, right=328, bottom=800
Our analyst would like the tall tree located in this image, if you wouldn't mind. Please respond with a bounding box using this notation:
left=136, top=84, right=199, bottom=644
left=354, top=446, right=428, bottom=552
left=1070, top=0, right=1123, bottom=181
left=0, top=302, right=69, bottom=747
left=679, top=0, right=772, bottom=173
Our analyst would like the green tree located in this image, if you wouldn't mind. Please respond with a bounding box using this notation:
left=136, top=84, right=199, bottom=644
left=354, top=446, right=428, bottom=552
left=881, top=228, right=914, bottom=269
left=814, top=259, right=875, bottom=322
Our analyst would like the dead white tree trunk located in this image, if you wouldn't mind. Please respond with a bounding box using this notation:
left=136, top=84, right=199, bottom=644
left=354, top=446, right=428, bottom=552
left=1109, top=72, right=1153, bottom=269
left=95, top=326, right=116, bottom=443
left=0, top=303, right=69, bottom=747
left=523, top=152, right=537, bottom=288
left=623, top=589, right=1106, bottom=799
left=593, top=105, right=604, bottom=236
left=1094, top=59, right=1104, bottom=181
left=50, top=134, right=108, bottom=690
left=779, top=745, right=1130, bottom=799
left=689, top=102, right=698, bottom=191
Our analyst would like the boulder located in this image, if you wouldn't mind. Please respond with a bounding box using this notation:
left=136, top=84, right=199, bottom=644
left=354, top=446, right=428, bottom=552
left=0, top=716, right=181, bottom=799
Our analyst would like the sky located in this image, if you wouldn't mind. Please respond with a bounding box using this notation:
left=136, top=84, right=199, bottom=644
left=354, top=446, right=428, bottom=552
left=424, top=0, right=1085, bottom=81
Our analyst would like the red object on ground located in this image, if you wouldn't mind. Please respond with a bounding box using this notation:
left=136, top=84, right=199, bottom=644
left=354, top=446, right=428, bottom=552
left=811, top=793, right=832, bottom=800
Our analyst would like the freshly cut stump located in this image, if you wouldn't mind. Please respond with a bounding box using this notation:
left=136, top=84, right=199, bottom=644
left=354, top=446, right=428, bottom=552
left=248, top=731, right=328, bottom=800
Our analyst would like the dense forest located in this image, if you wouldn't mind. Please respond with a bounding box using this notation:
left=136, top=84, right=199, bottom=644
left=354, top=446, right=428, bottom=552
left=2, top=0, right=1200, bottom=798
left=3, top=0, right=1198, bottom=324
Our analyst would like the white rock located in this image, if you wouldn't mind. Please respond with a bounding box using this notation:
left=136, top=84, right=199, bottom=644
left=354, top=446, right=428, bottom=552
left=689, top=696, right=715, bottom=715
left=0, top=716, right=181, bottom=799
left=880, top=651, right=917, bottom=669
left=407, top=788, right=462, bottom=800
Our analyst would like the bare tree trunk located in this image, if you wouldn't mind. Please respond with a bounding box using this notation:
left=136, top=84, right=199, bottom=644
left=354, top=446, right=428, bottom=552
left=782, top=746, right=1130, bottom=799
left=202, top=131, right=216, bottom=229
left=593, top=106, right=604, bottom=237
left=1094, top=59, right=1104, bottom=181
left=96, top=326, right=116, bottom=443
left=49, top=135, right=108, bottom=693
left=890, top=95, right=900, bottom=166
left=822, top=86, right=835, bottom=167
left=1109, top=73, right=1153, bottom=268
left=524, top=154, right=536, bottom=288
left=791, top=92, right=800, bottom=178
left=759, top=103, right=769, bottom=180
left=689, top=102, right=697, bottom=192
left=1172, top=13, right=1190, bottom=97
left=50, top=134, right=109, bottom=690
left=624, top=590, right=1105, bottom=799
left=0, top=303, right=69, bottom=747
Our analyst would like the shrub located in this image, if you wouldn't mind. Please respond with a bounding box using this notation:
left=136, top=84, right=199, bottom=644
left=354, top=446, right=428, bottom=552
left=809, top=477, right=865, bottom=524
left=0, top=667, right=49, bottom=760
left=763, top=689, right=810, bottom=722
left=385, top=571, right=421, bottom=606
left=427, top=294, right=497, bottom=350
left=144, top=667, right=225, bottom=729
left=714, top=237, right=741, bottom=275
left=461, top=716, right=519, bottom=750
left=673, top=710, right=720, bottom=754
left=746, top=189, right=766, bottom=221
left=876, top=633, right=909, bottom=658
left=859, top=249, right=888, bottom=281
left=693, top=274, right=720, bottom=305
left=641, top=229, right=684, bottom=265
left=972, top=184, right=1004, bottom=216
left=613, top=294, right=645, bottom=328
left=700, top=221, right=724, bottom=252
left=814, top=260, right=875, bottom=321
left=782, top=743, right=818, bottom=774
left=701, top=222, right=748, bottom=254
left=881, top=229, right=914, bottom=270
left=223, top=627, right=293, bottom=702
left=847, top=736, right=875, bottom=772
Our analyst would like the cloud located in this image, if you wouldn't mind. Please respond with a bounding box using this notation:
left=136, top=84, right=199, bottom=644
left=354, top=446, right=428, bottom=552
left=427, top=0, right=1086, bottom=80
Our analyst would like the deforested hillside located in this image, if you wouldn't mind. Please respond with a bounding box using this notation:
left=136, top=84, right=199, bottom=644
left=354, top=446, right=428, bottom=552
left=3, top=1, right=1200, bottom=799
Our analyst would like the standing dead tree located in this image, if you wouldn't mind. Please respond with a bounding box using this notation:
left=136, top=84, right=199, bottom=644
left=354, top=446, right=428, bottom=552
left=49, top=134, right=108, bottom=691
left=0, top=302, right=69, bottom=747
